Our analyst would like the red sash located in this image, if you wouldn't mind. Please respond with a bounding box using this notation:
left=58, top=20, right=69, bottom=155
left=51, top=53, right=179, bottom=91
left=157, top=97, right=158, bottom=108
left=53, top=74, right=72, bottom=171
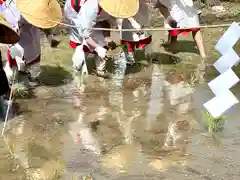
left=70, top=0, right=102, bottom=15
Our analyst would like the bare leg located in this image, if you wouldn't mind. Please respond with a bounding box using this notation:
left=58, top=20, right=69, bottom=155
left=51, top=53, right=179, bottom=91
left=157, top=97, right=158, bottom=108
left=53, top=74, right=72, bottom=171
left=169, top=34, right=178, bottom=54
left=192, top=30, right=206, bottom=59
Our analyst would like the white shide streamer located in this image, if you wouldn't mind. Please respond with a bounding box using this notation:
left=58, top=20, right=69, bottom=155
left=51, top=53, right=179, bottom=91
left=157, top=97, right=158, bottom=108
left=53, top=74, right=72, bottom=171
left=203, top=22, right=240, bottom=118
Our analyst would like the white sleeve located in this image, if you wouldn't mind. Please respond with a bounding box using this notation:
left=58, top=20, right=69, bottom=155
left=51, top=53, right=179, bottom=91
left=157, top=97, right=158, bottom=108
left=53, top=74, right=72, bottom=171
left=73, top=0, right=99, bottom=39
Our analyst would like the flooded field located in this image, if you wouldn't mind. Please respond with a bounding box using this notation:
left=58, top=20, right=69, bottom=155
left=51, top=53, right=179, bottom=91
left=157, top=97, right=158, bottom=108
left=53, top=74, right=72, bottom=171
left=1, top=63, right=240, bottom=180
left=1, top=3, right=240, bottom=179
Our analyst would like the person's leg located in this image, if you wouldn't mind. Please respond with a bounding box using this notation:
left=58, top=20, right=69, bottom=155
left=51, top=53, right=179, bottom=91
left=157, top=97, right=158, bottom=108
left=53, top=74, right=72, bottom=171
left=72, top=45, right=87, bottom=72
left=192, top=30, right=206, bottom=59
left=126, top=49, right=135, bottom=65
left=27, top=57, right=41, bottom=81
left=167, top=31, right=178, bottom=54
left=71, top=46, right=89, bottom=106
left=121, top=40, right=136, bottom=65
left=95, top=55, right=108, bottom=77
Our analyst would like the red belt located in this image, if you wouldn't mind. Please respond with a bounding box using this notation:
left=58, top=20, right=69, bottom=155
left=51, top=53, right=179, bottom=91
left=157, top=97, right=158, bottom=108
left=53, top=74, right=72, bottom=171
left=69, top=40, right=97, bottom=54
left=120, top=36, right=152, bottom=52
left=169, top=28, right=200, bottom=37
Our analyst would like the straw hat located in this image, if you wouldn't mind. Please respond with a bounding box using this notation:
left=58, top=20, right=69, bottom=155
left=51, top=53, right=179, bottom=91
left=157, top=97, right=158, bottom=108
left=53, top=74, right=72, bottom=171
left=16, top=0, right=62, bottom=29
left=99, top=0, right=139, bottom=18
left=0, top=15, right=20, bottom=44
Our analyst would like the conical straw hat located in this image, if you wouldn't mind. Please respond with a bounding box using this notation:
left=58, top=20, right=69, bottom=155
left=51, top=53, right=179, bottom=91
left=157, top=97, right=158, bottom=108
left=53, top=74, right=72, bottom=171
left=0, top=14, right=20, bottom=44
left=16, top=0, right=62, bottom=29
left=99, top=0, right=139, bottom=19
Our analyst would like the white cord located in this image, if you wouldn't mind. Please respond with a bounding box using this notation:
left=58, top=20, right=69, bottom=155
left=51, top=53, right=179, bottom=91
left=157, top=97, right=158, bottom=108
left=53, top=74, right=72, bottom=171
left=1, top=68, right=16, bottom=135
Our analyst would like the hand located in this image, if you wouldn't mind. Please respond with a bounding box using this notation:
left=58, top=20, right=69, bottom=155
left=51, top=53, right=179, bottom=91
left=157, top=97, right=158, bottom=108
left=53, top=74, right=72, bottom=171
left=15, top=56, right=25, bottom=71
left=104, top=37, right=117, bottom=49
left=95, top=46, right=107, bottom=59
left=166, top=16, right=177, bottom=28
left=107, top=41, right=117, bottom=50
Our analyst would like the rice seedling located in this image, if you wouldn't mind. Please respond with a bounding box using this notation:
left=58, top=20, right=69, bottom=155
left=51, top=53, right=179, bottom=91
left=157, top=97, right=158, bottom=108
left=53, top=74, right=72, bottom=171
left=203, top=110, right=226, bottom=134
left=12, top=83, right=29, bottom=98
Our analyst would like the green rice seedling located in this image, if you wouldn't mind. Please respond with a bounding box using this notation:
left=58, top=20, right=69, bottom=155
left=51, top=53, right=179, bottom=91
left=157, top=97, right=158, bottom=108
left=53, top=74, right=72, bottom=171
left=12, top=83, right=28, bottom=98
left=203, top=110, right=226, bottom=134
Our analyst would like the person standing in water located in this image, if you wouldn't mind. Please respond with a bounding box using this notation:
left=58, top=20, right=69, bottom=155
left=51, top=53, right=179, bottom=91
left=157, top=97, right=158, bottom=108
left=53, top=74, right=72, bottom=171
left=155, top=0, right=206, bottom=59
left=64, top=0, right=140, bottom=77
left=116, top=0, right=152, bottom=65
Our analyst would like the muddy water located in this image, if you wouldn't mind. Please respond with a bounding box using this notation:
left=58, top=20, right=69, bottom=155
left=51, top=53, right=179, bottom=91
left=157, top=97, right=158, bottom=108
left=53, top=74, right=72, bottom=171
left=0, top=63, right=240, bottom=180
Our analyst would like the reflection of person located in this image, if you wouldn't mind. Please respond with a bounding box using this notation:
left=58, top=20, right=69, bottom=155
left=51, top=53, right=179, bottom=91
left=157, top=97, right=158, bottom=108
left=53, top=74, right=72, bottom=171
left=2, top=0, right=62, bottom=83
left=155, top=0, right=206, bottom=59
left=0, top=14, right=20, bottom=117
left=163, top=73, right=193, bottom=154
left=116, top=0, right=152, bottom=65
left=64, top=0, right=139, bottom=77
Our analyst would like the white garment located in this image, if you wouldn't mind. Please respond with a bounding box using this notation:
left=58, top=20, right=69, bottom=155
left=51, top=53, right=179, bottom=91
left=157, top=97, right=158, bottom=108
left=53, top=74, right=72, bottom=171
left=118, top=0, right=151, bottom=42
left=64, top=0, right=107, bottom=71
left=160, top=0, right=199, bottom=28
left=64, top=0, right=106, bottom=49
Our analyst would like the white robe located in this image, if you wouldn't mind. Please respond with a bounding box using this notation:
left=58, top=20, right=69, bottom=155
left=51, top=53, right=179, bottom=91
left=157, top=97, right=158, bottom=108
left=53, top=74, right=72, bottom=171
left=64, top=0, right=109, bottom=71
left=160, top=0, right=200, bottom=28
left=64, top=0, right=107, bottom=50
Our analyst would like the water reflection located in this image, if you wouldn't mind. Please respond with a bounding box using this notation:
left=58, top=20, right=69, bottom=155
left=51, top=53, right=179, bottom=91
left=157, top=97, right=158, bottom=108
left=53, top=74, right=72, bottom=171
left=1, top=61, right=240, bottom=179
left=163, top=72, right=194, bottom=153
left=146, top=64, right=165, bottom=130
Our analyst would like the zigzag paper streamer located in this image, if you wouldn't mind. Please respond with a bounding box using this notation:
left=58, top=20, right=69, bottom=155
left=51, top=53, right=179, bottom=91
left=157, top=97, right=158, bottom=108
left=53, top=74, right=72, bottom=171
left=208, top=68, right=239, bottom=95
left=213, top=48, right=240, bottom=73
left=204, top=22, right=240, bottom=118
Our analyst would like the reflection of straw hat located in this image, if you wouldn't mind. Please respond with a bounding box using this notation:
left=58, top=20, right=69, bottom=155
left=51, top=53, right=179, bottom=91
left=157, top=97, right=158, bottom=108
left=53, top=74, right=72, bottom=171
left=16, top=0, right=62, bottom=28
left=99, top=0, right=139, bottom=18
left=0, top=15, right=20, bottom=44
